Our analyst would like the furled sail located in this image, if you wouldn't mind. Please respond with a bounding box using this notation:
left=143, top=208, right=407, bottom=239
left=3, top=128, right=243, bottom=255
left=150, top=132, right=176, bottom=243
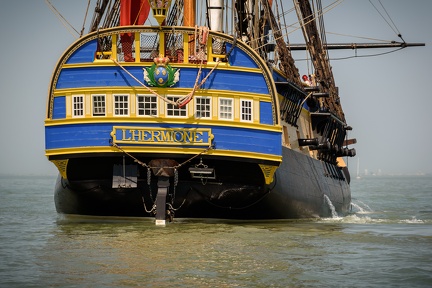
left=120, top=0, right=151, bottom=61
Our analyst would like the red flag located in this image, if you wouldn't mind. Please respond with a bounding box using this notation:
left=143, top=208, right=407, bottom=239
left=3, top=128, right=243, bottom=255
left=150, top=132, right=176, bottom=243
left=120, top=0, right=151, bottom=61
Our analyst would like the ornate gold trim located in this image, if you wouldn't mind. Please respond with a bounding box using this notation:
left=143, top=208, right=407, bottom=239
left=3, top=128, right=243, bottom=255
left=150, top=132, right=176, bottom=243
left=259, top=164, right=278, bottom=185
left=51, top=159, right=69, bottom=179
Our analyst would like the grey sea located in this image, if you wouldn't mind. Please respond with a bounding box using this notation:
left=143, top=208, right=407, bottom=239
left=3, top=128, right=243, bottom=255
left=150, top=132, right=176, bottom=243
left=0, top=174, right=431, bottom=287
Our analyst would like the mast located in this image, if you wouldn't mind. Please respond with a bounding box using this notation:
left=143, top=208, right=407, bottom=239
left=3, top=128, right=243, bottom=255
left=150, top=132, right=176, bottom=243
left=89, top=0, right=121, bottom=32
left=261, top=0, right=302, bottom=86
left=208, top=0, right=223, bottom=31
left=89, top=0, right=111, bottom=32
left=184, top=0, right=196, bottom=27
left=294, top=0, right=345, bottom=121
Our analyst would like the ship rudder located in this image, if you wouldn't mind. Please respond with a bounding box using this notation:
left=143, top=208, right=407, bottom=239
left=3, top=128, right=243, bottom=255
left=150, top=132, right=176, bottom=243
left=155, top=176, right=170, bottom=226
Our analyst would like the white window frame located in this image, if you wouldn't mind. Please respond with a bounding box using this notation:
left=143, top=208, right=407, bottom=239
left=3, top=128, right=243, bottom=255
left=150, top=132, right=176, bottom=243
left=113, top=94, right=129, bottom=116
left=136, top=94, right=158, bottom=116
left=240, top=99, right=253, bottom=122
left=166, top=96, right=187, bottom=117
left=218, top=97, right=233, bottom=120
left=195, top=96, right=211, bottom=119
left=92, top=94, right=106, bottom=116
left=72, top=95, right=85, bottom=118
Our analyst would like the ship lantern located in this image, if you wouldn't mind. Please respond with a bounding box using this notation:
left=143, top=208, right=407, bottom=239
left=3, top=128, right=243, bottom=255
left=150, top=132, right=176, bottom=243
left=149, top=0, right=172, bottom=26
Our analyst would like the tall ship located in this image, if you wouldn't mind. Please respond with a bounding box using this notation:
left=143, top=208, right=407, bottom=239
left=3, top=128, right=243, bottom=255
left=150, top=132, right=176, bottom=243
left=45, top=0, right=421, bottom=224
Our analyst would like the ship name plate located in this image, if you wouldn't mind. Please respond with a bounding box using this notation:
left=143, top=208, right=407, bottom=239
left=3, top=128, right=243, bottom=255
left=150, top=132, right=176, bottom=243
left=111, top=126, right=213, bottom=146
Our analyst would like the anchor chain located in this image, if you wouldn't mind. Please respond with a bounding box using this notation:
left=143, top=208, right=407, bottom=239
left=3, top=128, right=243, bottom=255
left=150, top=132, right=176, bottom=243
left=110, top=140, right=213, bottom=170
left=147, top=167, right=154, bottom=203
left=110, top=140, right=214, bottom=218
left=171, top=168, right=178, bottom=205
left=141, top=196, right=156, bottom=214
left=165, top=167, right=187, bottom=219
left=165, top=168, right=179, bottom=222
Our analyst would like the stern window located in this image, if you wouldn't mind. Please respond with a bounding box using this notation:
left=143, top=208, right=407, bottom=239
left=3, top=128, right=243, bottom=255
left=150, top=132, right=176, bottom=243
left=92, top=95, right=106, bottom=116
left=195, top=97, right=211, bottom=118
left=219, top=98, right=233, bottom=120
left=137, top=95, right=158, bottom=116
left=241, top=99, right=253, bottom=122
left=166, top=96, right=187, bottom=117
left=113, top=94, right=129, bottom=116
left=72, top=95, right=84, bottom=117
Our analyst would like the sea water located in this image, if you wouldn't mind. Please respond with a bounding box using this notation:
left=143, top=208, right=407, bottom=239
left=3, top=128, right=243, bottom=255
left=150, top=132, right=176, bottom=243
left=0, top=174, right=431, bottom=287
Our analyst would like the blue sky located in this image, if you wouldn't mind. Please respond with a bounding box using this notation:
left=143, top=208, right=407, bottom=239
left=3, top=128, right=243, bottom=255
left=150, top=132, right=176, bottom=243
left=0, top=0, right=431, bottom=176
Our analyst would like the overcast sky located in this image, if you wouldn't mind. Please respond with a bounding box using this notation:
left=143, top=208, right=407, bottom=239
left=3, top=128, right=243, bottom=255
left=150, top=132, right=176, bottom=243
left=0, top=0, right=431, bottom=176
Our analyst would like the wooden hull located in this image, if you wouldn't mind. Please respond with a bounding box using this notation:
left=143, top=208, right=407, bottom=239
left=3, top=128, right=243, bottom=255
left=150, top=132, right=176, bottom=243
left=54, top=147, right=351, bottom=220
left=46, top=26, right=353, bottom=222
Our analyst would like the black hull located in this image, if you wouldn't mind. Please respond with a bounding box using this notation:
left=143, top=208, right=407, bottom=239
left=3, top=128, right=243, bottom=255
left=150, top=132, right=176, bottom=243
left=265, top=146, right=351, bottom=218
left=54, top=147, right=351, bottom=220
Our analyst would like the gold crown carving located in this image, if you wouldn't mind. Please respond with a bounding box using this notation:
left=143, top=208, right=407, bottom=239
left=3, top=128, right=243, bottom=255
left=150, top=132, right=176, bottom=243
left=154, top=55, right=170, bottom=66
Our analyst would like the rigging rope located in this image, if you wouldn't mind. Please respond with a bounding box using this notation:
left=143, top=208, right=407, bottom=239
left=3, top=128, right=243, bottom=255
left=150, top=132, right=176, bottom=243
left=111, top=57, right=220, bottom=107
left=111, top=58, right=178, bottom=106
left=45, top=0, right=80, bottom=38
left=257, top=0, right=407, bottom=68
left=111, top=26, right=219, bottom=108
left=254, top=0, right=344, bottom=52
left=133, top=0, right=146, bottom=25
left=325, top=31, right=396, bottom=43
left=80, top=0, right=91, bottom=37
left=328, top=46, right=405, bottom=61
left=369, top=0, right=403, bottom=39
